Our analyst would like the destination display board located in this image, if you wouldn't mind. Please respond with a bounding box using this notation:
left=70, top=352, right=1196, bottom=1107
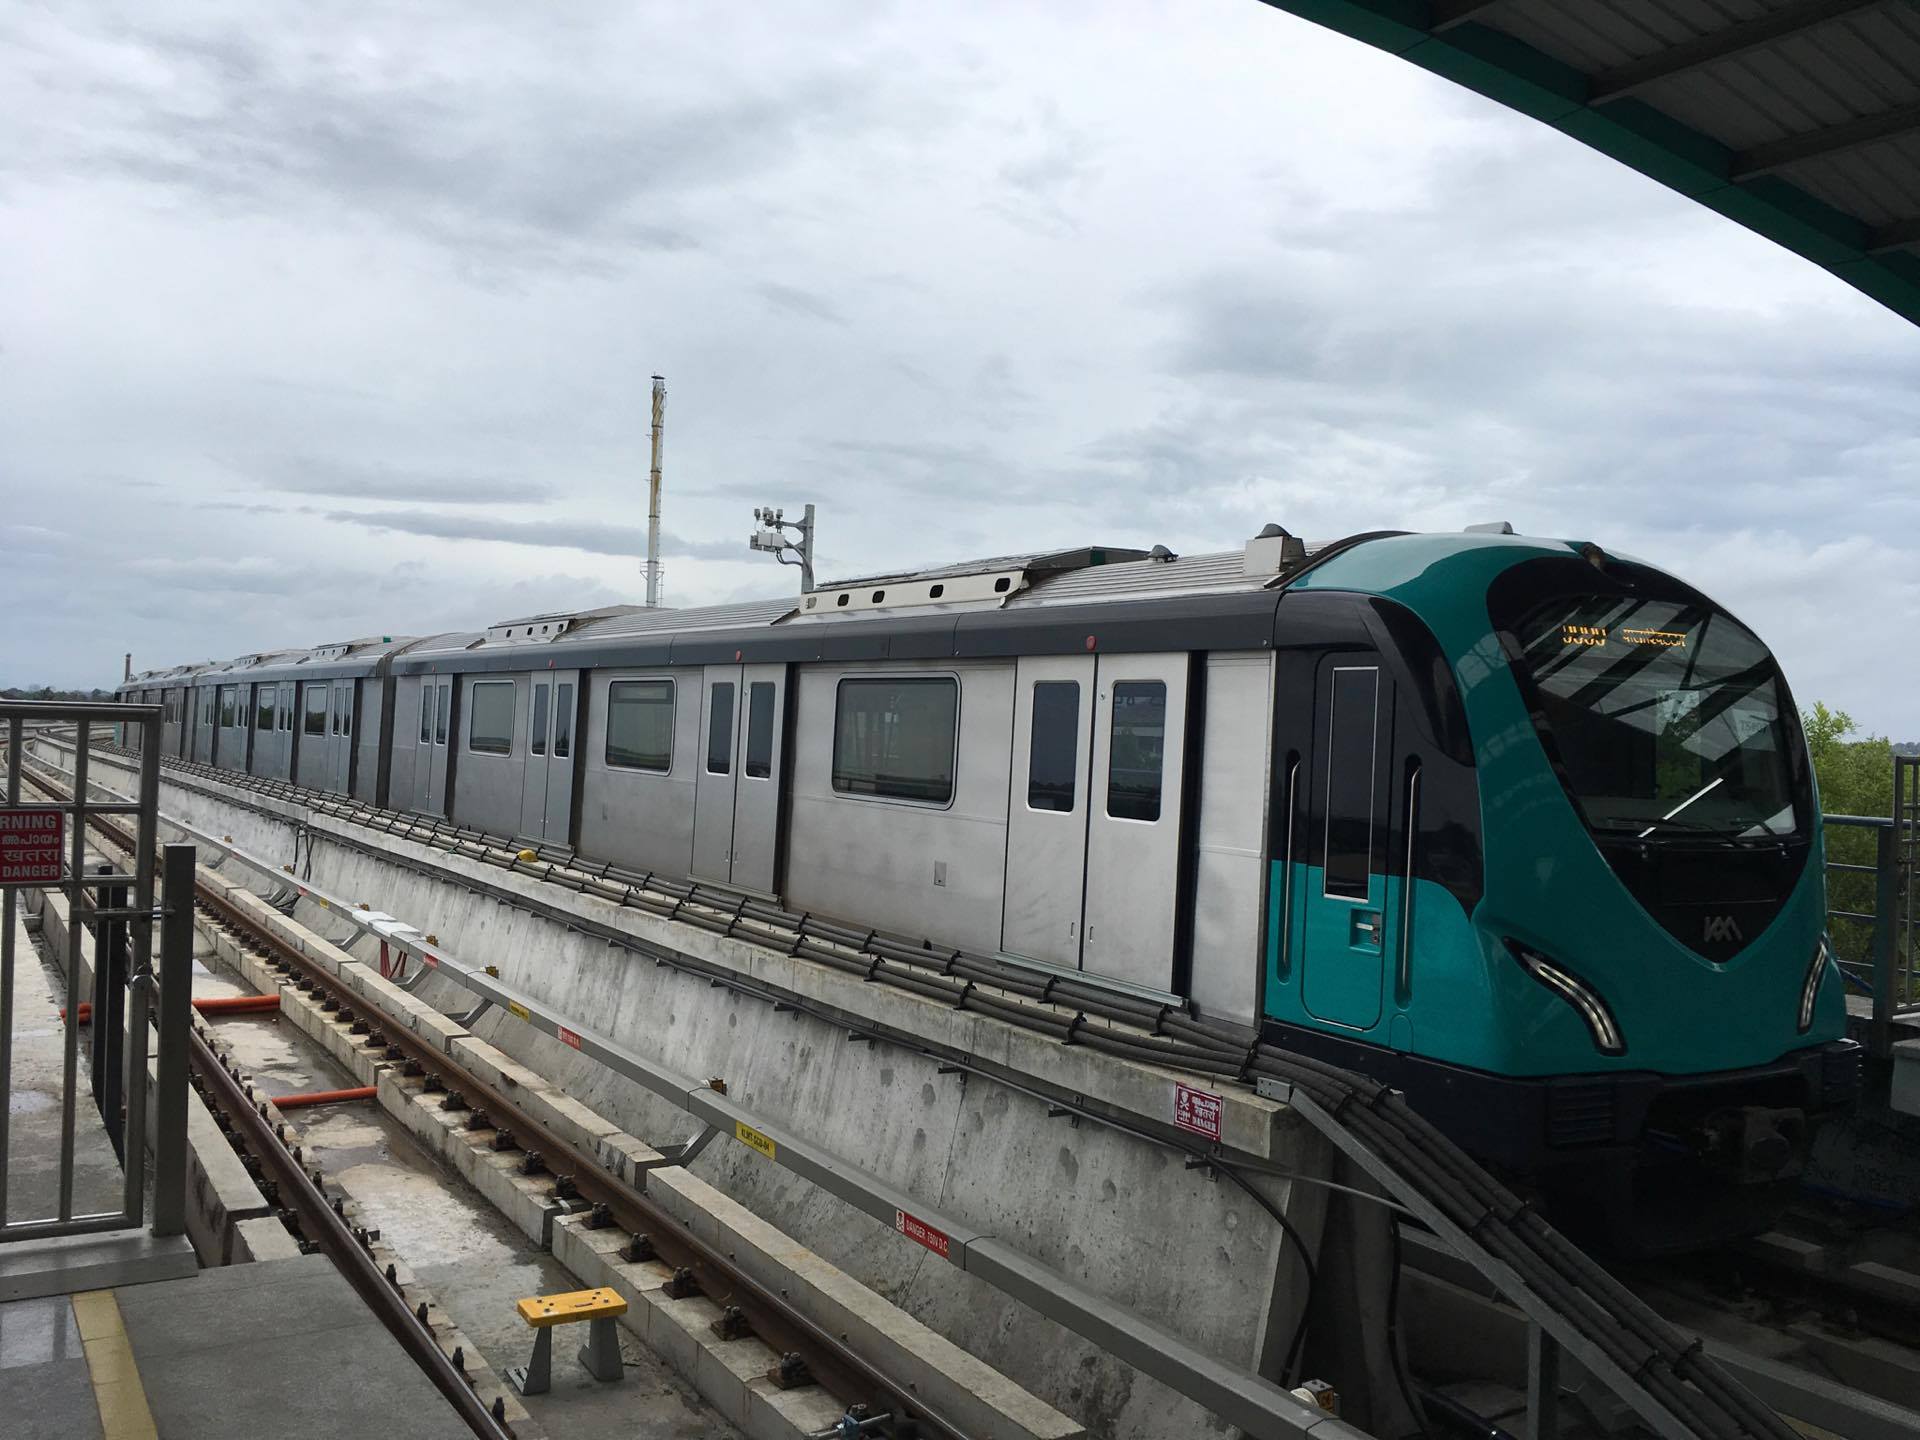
left=0, top=807, right=64, bottom=887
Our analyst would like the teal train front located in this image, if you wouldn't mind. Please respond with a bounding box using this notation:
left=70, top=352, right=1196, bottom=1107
left=1260, top=532, right=1859, bottom=1250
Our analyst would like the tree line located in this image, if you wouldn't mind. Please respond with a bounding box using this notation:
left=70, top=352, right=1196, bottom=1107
left=1806, top=703, right=1913, bottom=990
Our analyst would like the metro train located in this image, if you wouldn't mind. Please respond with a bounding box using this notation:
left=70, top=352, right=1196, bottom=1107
left=116, top=526, right=1859, bottom=1245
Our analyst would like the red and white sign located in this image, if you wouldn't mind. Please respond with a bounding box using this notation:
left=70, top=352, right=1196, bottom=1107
left=0, top=807, right=64, bottom=887
left=894, top=1208, right=951, bottom=1260
left=557, top=1025, right=583, bottom=1051
left=1173, top=1082, right=1222, bottom=1142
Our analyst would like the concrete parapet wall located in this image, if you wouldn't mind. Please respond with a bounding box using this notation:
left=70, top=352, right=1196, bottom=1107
left=43, top=742, right=1374, bottom=1440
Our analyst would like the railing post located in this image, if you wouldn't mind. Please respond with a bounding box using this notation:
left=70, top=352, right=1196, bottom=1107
left=1871, top=823, right=1898, bottom=1063
left=150, top=843, right=196, bottom=1238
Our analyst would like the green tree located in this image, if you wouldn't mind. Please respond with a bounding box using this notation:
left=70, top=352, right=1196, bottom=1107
left=1805, top=703, right=1899, bottom=983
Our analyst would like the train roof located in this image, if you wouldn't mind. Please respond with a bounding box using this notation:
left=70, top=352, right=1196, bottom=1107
left=126, top=523, right=1602, bottom=689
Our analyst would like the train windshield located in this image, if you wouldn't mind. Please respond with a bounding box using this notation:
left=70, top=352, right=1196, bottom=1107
left=1507, top=594, right=1803, bottom=840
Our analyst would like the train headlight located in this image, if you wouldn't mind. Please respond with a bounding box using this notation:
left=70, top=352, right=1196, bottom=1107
left=1798, top=935, right=1832, bottom=1034
left=1504, top=940, right=1626, bottom=1057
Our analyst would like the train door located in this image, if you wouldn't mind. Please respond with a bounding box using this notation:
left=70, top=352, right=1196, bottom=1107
left=410, top=680, right=434, bottom=809
left=278, top=682, right=295, bottom=778
left=424, top=678, right=452, bottom=815
left=517, top=670, right=579, bottom=844
left=193, top=689, right=213, bottom=763
left=1295, top=653, right=1396, bottom=1031
left=727, top=666, right=785, bottom=894
left=329, top=680, right=355, bottom=792
left=690, top=666, right=742, bottom=885
left=1002, top=656, right=1096, bottom=968
left=1081, top=655, right=1190, bottom=991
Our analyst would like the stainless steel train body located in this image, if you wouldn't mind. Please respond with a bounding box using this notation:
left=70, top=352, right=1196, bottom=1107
left=117, top=530, right=1856, bottom=1239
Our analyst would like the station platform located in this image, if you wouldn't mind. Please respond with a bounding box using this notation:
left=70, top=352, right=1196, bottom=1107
left=0, top=1254, right=471, bottom=1440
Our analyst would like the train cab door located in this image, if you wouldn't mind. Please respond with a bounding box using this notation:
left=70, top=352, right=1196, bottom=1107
left=424, top=678, right=452, bottom=815
left=1296, top=654, right=1395, bottom=1031
left=1002, top=656, right=1096, bottom=968
left=1081, top=655, right=1190, bottom=991
left=726, top=666, right=785, bottom=895
left=518, top=670, right=579, bottom=845
left=690, top=667, right=742, bottom=886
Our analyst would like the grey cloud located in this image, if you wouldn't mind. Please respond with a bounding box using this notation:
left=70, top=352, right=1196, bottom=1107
left=17, top=11, right=917, bottom=274
left=755, top=282, right=848, bottom=326
left=322, top=507, right=743, bottom=561
left=251, top=456, right=553, bottom=504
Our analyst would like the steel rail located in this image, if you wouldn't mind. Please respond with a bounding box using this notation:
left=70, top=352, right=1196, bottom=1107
left=29, top=737, right=1347, bottom=1440
left=37, top=728, right=1812, bottom=1440
left=189, top=887, right=974, bottom=1440
left=185, top=1019, right=512, bottom=1440
left=36, top=767, right=974, bottom=1440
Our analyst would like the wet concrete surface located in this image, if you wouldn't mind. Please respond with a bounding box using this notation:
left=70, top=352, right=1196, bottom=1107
left=194, top=937, right=733, bottom=1437
left=5, top=911, right=124, bottom=1225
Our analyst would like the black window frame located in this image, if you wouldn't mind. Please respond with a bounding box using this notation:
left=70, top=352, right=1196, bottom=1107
left=303, top=686, right=328, bottom=738
left=531, top=681, right=549, bottom=757
left=1026, top=680, right=1081, bottom=813
left=706, top=682, right=735, bottom=776
left=467, top=681, right=515, bottom=757
left=744, top=681, right=775, bottom=780
left=554, top=682, right=573, bottom=760
left=605, top=678, right=675, bottom=773
left=1321, top=665, right=1381, bottom=901
left=831, top=674, right=960, bottom=807
left=1105, top=679, right=1168, bottom=823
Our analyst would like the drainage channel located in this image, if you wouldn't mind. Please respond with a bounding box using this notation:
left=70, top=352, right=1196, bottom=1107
left=25, top=759, right=975, bottom=1440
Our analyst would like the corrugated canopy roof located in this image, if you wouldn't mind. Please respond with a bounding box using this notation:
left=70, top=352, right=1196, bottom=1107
left=1261, top=0, right=1920, bottom=326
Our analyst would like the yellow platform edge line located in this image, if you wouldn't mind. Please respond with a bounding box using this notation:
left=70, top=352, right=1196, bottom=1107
left=73, top=1289, right=159, bottom=1440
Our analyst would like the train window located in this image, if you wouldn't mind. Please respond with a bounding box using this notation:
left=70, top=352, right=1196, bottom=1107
left=554, top=684, right=573, bottom=760
left=280, top=685, right=293, bottom=731
left=744, top=682, right=774, bottom=779
left=303, top=688, right=327, bottom=737
left=420, top=689, right=433, bottom=744
left=468, top=682, right=514, bottom=756
left=832, top=677, right=957, bottom=805
left=218, top=686, right=236, bottom=728
left=531, top=682, right=549, bottom=757
left=606, top=680, right=673, bottom=772
left=255, top=687, right=275, bottom=732
left=435, top=684, right=449, bottom=746
left=706, top=683, right=735, bottom=775
left=1027, top=681, right=1080, bottom=812
left=1106, top=681, right=1166, bottom=821
left=1322, top=666, right=1380, bottom=901
left=340, top=689, right=352, bottom=738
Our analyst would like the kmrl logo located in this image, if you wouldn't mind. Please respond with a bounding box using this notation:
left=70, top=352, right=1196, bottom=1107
left=1703, top=914, right=1744, bottom=944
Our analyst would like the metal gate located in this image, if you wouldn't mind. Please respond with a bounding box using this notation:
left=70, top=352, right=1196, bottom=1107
left=1824, top=753, right=1919, bottom=1060
left=1, top=701, right=192, bottom=1245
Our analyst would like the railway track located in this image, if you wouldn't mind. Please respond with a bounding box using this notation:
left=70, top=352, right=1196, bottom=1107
left=22, top=758, right=970, bottom=1440
left=27, top=730, right=1845, bottom=1440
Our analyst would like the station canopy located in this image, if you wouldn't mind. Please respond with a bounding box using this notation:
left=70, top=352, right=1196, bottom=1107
left=1262, top=1, right=1920, bottom=326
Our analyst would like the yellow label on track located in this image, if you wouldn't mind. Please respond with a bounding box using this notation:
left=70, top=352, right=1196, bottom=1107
left=734, top=1121, right=776, bottom=1161
left=506, top=1000, right=530, bottom=1022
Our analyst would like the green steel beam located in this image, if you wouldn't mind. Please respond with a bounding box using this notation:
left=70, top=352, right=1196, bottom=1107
left=1257, top=0, right=1920, bottom=328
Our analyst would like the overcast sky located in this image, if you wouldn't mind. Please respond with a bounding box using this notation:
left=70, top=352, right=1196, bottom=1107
left=5, top=1, right=1918, bottom=734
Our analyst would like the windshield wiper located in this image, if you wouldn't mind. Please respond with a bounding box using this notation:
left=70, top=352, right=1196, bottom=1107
left=1638, top=777, right=1724, bottom=839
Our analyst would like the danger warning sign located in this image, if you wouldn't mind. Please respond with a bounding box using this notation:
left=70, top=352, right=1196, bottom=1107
left=894, top=1208, right=952, bottom=1260
left=1173, top=1082, right=1222, bottom=1142
left=0, top=808, right=63, bottom=887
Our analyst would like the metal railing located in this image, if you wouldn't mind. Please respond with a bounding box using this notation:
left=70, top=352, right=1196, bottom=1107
left=0, top=702, right=191, bottom=1242
left=1823, top=753, right=1919, bottom=1062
